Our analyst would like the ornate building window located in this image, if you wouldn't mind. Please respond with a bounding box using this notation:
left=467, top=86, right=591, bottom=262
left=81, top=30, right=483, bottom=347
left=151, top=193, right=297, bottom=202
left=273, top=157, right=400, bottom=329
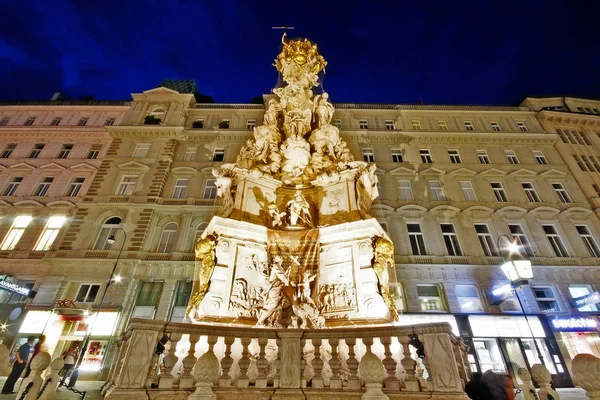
left=212, top=148, right=225, bottom=162
left=533, top=150, right=547, bottom=165
left=521, top=182, right=541, bottom=202
left=542, top=225, right=569, bottom=257
left=575, top=225, right=600, bottom=257
left=93, top=217, right=122, bottom=250
left=391, top=149, right=403, bottom=163
left=407, top=223, right=427, bottom=255
left=475, top=224, right=497, bottom=256
left=552, top=183, right=572, bottom=203
left=184, top=147, right=197, bottom=161
left=28, top=144, right=45, bottom=159
left=491, top=182, right=509, bottom=202
left=420, top=149, right=432, bottom=163
left=23, top=117, right=36, bottom=126
left=3, top=177, right=23, bottom=196
left=77, top=118, right=89, bottom=126
left=476, top=150, right=490, bottom=164
left=508, top=224, right=534, bottom=257
left=417, top=284, right=445, bottom=311
left=76, top=284, right=101, bottom=303
left=398, top=180, right=413, bottom=201
left=464, top=121, right=474, bottom=131
left=411, top=120, right=422, bottom=130
left=172, top=179, right=189, bottom=198
left=66, top=177, right=85, bottom=197
left=385, top=120, right=395, bottom=130
left=105, top=118, right=116, bottom=126
left=50, top=117, right=62, bottom=126
left=428, top=181, right=445, bottom=201
left=362, top=148, right=375, bottom=162
left=33, top=177, right=54, bottom=196
left=203, top=179, right=217, bottom=199
left=448, top=149, right=461, bottom=164
left=57, top=144, right=73, bottom=159
left=460, top=181, right=477, bottom=201
left=34, top=215, right=66, bottom=251
left=532, top=286, right=560, bottom=312
left=505, top=150, right=519, bottom=164
left=516, top=122, right=528, bottom=132
left=359, top=120, right=368, bottom=129
left=157, top=223, right=178, bottom=253
left=0, top=144, right=16, bottom=158
left=87, top=144, right=102, bottom=159
left=441, top=224, right=463, bottom=256
left=247, top=120, right=256, bottom=130
left=0, top=215, right=32, bottom=251
left=116, top=176, right=138, bottom=196
left=455, top=285, right=484, bottom=312
left=132, top=143, right=150, bottom=158
left=438, top=121, right=448, bottom=131
left=491, top=121, right=502, bottom=131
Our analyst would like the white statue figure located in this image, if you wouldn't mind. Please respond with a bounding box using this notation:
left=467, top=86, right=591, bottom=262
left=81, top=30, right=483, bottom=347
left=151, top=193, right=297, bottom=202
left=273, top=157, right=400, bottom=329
left=283, top=104, right=312, bottom=139
left=268, top=202, right=286, bottom=228
left=313, top=92, right=334, bottom=127
left=256, top=255, right=290, bottom=327
left=309, top=124, right=340, bottom=158
left=264, top=99, right=281, bottom=128
left=296, top=270, right=317, bottom=307
left=287, top=190, right=313, bottom=228
left=280, top=136, right=311, bottom=182
left=213, top=169, right=234, bottom=218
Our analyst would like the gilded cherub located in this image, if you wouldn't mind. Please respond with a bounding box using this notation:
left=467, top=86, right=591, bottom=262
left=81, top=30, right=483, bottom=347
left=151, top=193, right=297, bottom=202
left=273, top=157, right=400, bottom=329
left=372, top=236, right=399, bottom=321
left=186, top=234, right=217, bottom=318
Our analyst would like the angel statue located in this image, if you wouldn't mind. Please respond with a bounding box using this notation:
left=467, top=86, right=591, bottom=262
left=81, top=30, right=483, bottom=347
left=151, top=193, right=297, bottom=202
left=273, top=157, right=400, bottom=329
left=313, top=92, right=335, bottom=128
left=268, top=202, right=286, bottom=228
left=287, top=190, right=314, bottom=228
left=187, top=234, right=217, bottom=320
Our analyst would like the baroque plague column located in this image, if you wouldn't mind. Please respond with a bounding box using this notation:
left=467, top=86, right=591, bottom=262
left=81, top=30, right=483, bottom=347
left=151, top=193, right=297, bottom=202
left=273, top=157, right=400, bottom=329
left=187, top=35, right=398, bottom=328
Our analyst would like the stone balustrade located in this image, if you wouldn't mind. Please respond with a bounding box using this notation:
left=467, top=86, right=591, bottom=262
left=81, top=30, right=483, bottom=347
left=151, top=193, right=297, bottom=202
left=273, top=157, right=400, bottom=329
left=102, top=319, right=470, bottom=400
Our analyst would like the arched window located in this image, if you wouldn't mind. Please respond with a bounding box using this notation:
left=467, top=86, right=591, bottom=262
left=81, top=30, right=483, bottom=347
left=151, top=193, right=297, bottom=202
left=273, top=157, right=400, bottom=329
left=195, top=223, right=208, bottom=243
left=157, top=222, right=178, bottom=253
left=93, top=217, right=122, bottom=250
left=149, top=107, right=165, bottom=119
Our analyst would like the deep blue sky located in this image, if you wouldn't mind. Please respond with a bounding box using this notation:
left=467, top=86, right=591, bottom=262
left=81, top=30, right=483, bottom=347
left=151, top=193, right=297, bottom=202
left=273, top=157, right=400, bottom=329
left=1, top=0, right=599, bottom=105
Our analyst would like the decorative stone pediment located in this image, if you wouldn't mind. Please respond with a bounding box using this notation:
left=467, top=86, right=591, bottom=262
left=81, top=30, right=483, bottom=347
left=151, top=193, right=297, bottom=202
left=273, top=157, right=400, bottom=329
left=463, top=205, right=494, bottom=218
left=528, top=206, right=560, bottom=219
left=171, top=166, right=198, bottom=175
left=70, top=163, right=96, bottom=172
left=430, top=205, right=460, bottom=218
left=540, top=169, right=568, bottom=179
left=496, top=206, right=528, bottom=220
left=47, top=200, right=76, bottom=208
left=448, top=168, right=476, bottom=178
left=116, top=161, right=150, bottom=174
left=480, top=168, right=507, bottom=178
left=10, top=162, right=36, bottom=172
left=396, top=204, right=427, bottom=218
left=419, top=167, right=446, bottom=177
left=39, top=163, right=67, bottom=172
left=389, top=166, right=416, bottom=176
left=561, top=207, right=593, bottom=221
left=510, top=168, right=537, bottom=177
left=13, top=200, right=43, bottom=207
left=142, top=87, right=180, bottom=96
left=371, top=204, right=394, bottom=213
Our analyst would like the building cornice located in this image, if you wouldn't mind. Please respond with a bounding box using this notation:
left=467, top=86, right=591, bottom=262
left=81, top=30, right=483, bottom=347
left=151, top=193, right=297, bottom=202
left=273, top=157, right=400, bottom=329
left=0, top=126, right=111, bottom=140
left=106, top=125, right=188, bottom=139
left=538, top=110, right=600, bottom=127
left=343, top=131, right=557, bottom=145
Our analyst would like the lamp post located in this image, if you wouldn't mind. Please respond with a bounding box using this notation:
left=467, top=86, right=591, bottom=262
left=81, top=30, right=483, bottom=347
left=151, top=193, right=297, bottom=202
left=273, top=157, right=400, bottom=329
left=496, top=234, right=544, bottom=365
left=68, top=228, right=126, bottom=388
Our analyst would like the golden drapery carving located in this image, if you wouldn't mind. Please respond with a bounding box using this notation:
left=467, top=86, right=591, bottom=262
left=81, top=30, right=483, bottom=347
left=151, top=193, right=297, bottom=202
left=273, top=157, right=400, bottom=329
left=186, top=234, right=217, bottom=318
left=373, top=236, right=399, bottom=321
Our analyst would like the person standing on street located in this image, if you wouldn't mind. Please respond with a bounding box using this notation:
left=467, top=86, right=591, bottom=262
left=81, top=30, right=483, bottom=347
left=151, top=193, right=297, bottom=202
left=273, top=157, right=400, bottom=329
left=1, top=336, right=35, bottom=394
left=23, top=335, right=45, bottom=378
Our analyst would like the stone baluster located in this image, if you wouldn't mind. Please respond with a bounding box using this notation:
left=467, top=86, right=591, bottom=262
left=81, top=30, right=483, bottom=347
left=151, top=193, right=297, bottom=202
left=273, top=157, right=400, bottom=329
left=237, top=336, right=251, bottom=387
left=144, top=352, right=160, bottom=388
left=37, top=357, right=64, bottom=400
left=328, top=338, right=342, bottom=389
left=399, top=334, right=419, bottom=391
left=180, top=333, right=200, bottom=389
left=345, top=337, right=360, bottom=390
left=255, top=337, right=269, bottom=388
left=572, top=353, right=600, bottom=400
left=18, top=352, right=51, bottom=400
left=451, top=339, right=469, bottom=389
left=380, top=336, right=399, bottom=391
left=219, top=336, right=234, bottom=387
left=517, top=368, right=539, bottom=400
left=531, top=364, right=560, bottom=400
left=273, top=336, right=281, bottom=388
left=358, top=336, right=387, bottom=400
left=159, top=333, right=181, bottom=389
left=311, top=338, right=324, bottom=389
left=189, top=335, right=219, bottom=400
left=300, top=337, right=308, bottom=388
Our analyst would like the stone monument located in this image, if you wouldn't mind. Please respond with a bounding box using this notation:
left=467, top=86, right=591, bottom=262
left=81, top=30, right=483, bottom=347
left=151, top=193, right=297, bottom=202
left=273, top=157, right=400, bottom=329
left=187, top=34, right=399, bottom=328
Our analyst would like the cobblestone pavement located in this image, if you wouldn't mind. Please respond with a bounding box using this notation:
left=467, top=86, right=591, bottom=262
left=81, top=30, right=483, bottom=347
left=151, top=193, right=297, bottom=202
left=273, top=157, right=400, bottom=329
left=0, top=377, right=589, bottom=399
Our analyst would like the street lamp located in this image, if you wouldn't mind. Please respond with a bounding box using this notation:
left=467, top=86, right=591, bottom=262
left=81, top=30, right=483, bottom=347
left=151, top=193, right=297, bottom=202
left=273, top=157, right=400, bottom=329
left=67, top=228, right=126, bottom=388
left=496, top=234, right=544, bottom=365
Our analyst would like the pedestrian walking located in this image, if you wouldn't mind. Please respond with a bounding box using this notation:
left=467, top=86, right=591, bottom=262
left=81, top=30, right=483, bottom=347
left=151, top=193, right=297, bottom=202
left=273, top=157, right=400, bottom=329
left=1, top=336, right=35, bottom=394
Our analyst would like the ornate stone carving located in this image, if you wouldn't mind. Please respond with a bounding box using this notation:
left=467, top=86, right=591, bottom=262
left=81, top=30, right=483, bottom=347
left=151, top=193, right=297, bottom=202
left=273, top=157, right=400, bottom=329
left=372, top=236, right=399, bottom=321
left=256, top=255, right=289, bottom=327
left=318, top=283, right=356, bottom=312
left=187, top=234, right=217, bottom=320
left=287, top=190, right=313, bottom=228
left=572, top=353, right=600, bottom=399
left=531, top=364, right=560, bottom=400
left=517, top=368, right=539, bottom=400
left=268, top=202, right=286, bottom=228
left=190, top=336, right=220, bottom=400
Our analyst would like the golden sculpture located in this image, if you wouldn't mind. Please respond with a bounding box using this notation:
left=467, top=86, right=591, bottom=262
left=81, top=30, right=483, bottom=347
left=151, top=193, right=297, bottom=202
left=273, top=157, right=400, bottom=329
left=275, top=33, right=326, bottom=75
left=373, top=236, right=399, bottom=321
left=186, top=234, right=217, bottom=318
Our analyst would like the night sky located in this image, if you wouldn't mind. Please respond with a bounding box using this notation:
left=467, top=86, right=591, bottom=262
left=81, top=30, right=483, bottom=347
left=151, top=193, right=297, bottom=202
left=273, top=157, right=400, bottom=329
left=1, top=0, right=599, bottom=105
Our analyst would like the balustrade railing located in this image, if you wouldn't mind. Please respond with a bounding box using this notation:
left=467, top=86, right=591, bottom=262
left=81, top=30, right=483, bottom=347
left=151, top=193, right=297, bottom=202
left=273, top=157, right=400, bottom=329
left=102, top=319, right=470, bottom=399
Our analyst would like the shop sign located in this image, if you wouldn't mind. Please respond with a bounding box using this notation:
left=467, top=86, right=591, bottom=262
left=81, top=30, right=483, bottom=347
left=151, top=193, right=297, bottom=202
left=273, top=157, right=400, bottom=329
left=0, top=280, right=33, bottom=297
left=551, top=317, right=598, bottom=332
left=572, top=292, right=600, bottom=308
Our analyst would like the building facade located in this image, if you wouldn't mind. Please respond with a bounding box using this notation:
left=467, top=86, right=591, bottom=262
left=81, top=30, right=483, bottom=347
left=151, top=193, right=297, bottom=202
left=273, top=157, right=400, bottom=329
left=0, top=91, right=599, bottom=386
